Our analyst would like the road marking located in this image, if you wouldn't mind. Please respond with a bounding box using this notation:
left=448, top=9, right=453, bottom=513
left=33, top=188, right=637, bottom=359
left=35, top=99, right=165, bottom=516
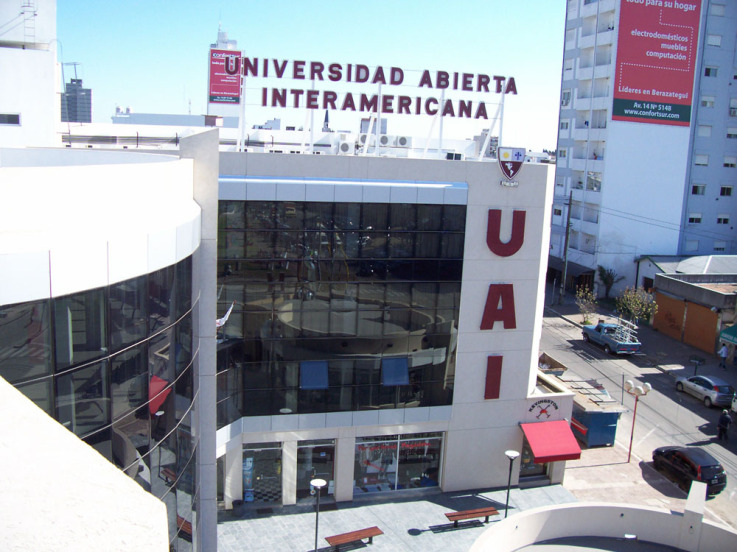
left=636, top=426, right=657, bottom=447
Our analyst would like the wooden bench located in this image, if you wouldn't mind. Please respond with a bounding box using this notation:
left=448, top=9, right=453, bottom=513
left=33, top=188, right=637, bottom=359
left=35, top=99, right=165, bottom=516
left=325, top=526, right=383, bottom=550
left=444, top=506, right=500, bottom=527
left=176, top=515, right=192, bottom=540
left=161, top=468, right=177, bottom=484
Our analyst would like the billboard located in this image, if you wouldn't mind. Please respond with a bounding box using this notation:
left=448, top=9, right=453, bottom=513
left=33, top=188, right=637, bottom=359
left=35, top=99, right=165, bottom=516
left=612, top=0, right=702, bottom=126
left=209, top=49, right=242, bottom=104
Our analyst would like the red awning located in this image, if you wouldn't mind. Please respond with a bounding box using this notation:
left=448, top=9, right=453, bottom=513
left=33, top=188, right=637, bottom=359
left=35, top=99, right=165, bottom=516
left=520, top=420, right=581, bottom=463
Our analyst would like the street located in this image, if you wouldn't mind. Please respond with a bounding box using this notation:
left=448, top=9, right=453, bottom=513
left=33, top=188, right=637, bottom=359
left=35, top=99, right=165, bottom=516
left=541, top=309, right=737, bottom=529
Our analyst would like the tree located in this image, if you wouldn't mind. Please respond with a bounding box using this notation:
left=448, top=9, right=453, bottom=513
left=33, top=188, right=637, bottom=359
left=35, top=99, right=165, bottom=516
left=574, top=285, right=598, bottom=325
left=616, top=286, right=658, bottom=324
left=597, top=265, right=624, bottom=299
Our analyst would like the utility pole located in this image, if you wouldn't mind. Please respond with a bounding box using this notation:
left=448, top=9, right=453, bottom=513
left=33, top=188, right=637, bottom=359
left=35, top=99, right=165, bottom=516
left=559, top=191, right=572, bottom=305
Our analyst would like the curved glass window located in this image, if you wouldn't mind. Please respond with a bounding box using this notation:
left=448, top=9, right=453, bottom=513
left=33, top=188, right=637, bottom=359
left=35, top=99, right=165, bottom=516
left=0, top=300, right=53, bottom=384
left=0, top=255, right=196, bottom=550
left=54, top=289, right=107, bottom=371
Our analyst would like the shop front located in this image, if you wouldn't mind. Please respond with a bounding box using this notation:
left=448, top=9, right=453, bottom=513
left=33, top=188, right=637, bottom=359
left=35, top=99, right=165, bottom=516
left=353, top=433, right=442, bottom=495
left=242, top=442, right=282, bottom=503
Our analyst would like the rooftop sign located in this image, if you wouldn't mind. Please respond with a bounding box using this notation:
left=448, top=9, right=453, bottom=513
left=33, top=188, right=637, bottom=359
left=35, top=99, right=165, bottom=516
left=209, top=52, right=518, bottom=120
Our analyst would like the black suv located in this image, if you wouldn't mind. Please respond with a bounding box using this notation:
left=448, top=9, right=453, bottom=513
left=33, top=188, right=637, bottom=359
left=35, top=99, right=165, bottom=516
left=652, top=446, right=727, bottom=496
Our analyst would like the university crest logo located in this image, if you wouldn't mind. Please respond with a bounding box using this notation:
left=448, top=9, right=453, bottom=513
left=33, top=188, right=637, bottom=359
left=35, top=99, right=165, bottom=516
left=498, top=147, right=526, bottom=181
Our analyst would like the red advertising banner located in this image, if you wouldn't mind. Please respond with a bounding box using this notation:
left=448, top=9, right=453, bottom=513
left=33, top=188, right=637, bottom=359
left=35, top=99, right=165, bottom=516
left=209, top=49, right=242, bottom=104
left=612, top=0, right=702, bottom=126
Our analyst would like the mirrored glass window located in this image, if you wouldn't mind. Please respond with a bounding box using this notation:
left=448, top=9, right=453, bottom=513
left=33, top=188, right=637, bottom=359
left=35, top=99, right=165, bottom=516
left=110, top=275, right=147, bottom=351
left=54, top=289, right=107, bottom=371
left=0, top=300, right=53, bottom=384
left=56, top=360, right=110, bottom=437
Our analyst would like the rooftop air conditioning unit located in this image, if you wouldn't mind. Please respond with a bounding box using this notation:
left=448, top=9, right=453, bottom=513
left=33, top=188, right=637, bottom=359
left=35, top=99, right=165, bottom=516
left=395, top=136, right=411, bottom=148
left=337, top=134, right=353, bottom=155
left=379, top=134, right=392, bottom=146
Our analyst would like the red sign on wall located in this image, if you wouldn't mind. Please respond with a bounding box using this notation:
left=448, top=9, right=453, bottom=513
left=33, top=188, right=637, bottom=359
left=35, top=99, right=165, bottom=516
left=209, top=49, right=242, bottom=104
left=612, top=0, right=702, bottom=126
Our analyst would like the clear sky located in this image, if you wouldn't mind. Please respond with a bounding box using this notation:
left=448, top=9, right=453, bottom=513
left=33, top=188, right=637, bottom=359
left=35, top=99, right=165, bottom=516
left=57, top=0, right=565, bottom=152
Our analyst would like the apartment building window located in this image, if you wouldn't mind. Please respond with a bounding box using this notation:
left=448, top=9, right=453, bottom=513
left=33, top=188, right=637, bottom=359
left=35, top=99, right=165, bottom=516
left=704, top=66, right=718, bottom=77
left=561, top=89, right=571, bottom=107
left=694, top=154, right=709, bottom=166
left=701, top=96, right=715, bottom=108
left=685, top=240, right=699, bottom=252
left=559, top=149, right=567, bottom=158
left=553, top=207, right=563, bottom=217
left=691, top=184, right=705, bottom=196
left=710, top=4, right=725, bottom=16
left=555, top=176, right=565, bottom=188
left=720, top=186, right=733, bottom=197
left=0, top=114, right=20, bottom=125
left=560, top=120, right=569, bottom=130
left=697, top=125, right=712, bottom=137
left=730, top=99, right=737, bottom=117
left=725, top=156, right=737, bottom=168
left=714, top=241, right=726, bottom=252
left=716, top=214, right=730, bottom=225
left=706, top=34, right=722, bottom=47
left=688, top=213, right=702, bottom=224
left=728, top=127, right=737, bottom=139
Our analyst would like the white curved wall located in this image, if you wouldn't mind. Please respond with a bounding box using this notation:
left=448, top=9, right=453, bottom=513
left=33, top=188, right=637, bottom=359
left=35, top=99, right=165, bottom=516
left=470, top=501, right=737, bottom=552
left=0, top=148, right=201, bottom=305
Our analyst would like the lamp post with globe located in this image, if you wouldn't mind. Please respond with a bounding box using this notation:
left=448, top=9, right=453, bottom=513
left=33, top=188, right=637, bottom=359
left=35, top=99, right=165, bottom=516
left=504, top=449, right=520, bottom=518
left=624, top=380, right=651, bottom=463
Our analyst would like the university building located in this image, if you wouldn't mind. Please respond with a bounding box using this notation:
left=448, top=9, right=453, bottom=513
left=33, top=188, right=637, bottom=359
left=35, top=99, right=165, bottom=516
left=1, top=1, right=583, bottom=550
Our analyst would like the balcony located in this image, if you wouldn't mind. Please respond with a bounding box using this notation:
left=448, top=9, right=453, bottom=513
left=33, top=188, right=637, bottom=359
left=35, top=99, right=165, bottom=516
left=573, top=127, right=607, bottom=141
left=570, top=157, right=604, bottom=172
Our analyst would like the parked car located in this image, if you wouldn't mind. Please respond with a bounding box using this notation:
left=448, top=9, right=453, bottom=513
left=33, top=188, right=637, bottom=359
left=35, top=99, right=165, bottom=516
left=582, top=321, right=641, bottom=355
left=652, top=446, right=727, bottom=496
left=675, top=374, right=735, bottom=408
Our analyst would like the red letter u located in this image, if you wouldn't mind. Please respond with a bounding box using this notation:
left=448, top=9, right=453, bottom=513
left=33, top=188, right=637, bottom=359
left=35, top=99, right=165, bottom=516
left=487, top=210, right=525, bottom=257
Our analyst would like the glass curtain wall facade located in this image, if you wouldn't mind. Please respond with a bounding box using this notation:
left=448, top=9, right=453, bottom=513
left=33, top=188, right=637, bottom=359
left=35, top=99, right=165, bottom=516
left=215, top=200, right=464, bottom=427
left=0, top=256, right=197, bottom=551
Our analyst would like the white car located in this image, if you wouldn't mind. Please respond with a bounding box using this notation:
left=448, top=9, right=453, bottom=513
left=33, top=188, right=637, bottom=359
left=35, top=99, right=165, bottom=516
left=675, top=374, right=735, bottom=408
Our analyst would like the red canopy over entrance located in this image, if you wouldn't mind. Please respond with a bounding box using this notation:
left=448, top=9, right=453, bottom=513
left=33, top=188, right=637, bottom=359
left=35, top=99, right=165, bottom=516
left=520, top=420, right=581, bottom=463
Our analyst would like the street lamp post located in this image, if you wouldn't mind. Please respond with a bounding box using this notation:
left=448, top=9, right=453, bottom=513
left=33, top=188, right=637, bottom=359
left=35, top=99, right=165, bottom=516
left=310, top=478, right=327, bottom=552
left=624, top=380, right=652, bottom=463
left=504, top=450, right=520, bottom=518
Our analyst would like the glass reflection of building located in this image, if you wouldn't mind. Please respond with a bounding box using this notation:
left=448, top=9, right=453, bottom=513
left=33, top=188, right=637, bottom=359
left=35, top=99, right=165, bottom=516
left=215, top=200, right=464, bottom=424
left=0, top=257, right=197, bottom=551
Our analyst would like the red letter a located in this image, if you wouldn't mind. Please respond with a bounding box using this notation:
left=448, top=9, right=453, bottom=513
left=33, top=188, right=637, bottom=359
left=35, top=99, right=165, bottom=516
left=480, top=284, right=516, bottom=330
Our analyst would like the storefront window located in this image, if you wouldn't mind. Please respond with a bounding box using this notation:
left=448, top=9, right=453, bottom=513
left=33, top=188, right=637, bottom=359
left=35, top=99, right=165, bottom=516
left=297, top=439, right=335, bottom=500
left=354, top=433, right=442, bottom=495
left=242, top=442, right=282, bottom=504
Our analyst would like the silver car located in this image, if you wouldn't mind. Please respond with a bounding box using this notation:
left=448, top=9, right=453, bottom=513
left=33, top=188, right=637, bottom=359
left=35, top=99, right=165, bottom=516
left=675, top=375, right=735, bottom=408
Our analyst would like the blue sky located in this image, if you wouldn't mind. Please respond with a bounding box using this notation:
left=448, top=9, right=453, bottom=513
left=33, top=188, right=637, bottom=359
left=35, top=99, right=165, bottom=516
left=57, top=0, right=565, bottom=151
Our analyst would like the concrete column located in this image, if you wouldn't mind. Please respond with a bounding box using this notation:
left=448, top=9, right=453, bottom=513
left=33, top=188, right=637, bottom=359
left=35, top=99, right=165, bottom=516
left=334, top=436, right=356, bottom=502
left=180, top=129, right=219, bottom=552
left=223, top=443, right=243, bottom=508
left=281, top=440, right=298, bottom=505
